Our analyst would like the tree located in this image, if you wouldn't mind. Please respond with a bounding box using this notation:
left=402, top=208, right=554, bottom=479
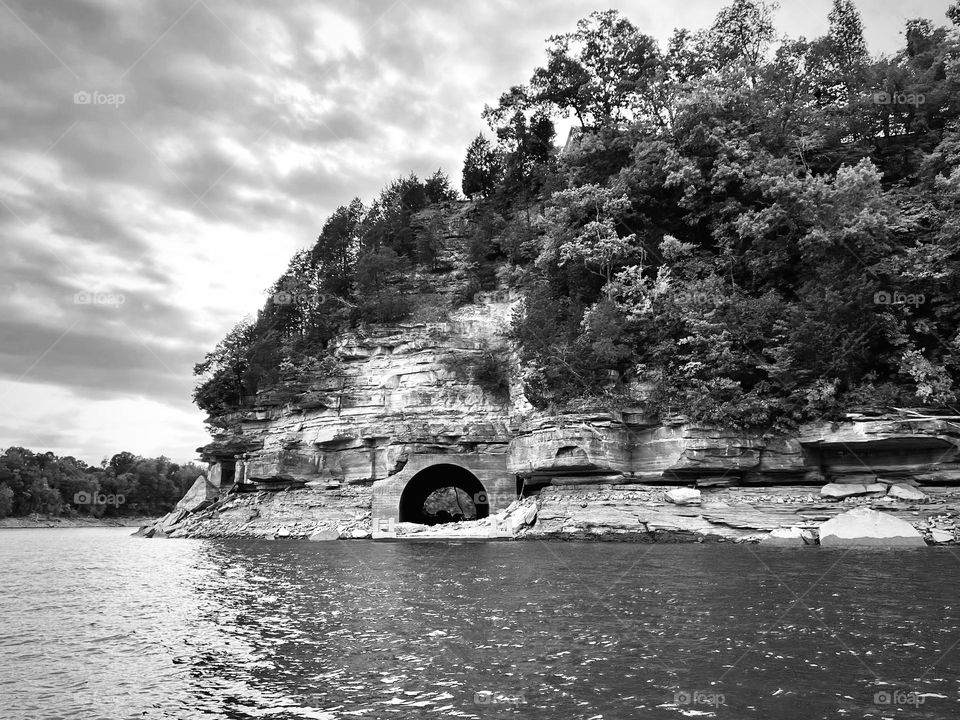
left=949, top=3, right=960, bottom=26
left=192, top=320, right=254, bottom=414
left=461, top=134, right=501, bottom=198
left=311, top=198, right=364, bottom=297
left=540, top=184, right=640, bottom=289
left=707, top=0, right=778, bottom=82
left=424, top=169, right=458, bottom=203
left=529, top=9, right=660, bottom=128
left=0, top=483, right=13, bottom=518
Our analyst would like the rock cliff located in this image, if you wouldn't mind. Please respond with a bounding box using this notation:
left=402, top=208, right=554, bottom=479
left=144, top=260, right=960, bottom=545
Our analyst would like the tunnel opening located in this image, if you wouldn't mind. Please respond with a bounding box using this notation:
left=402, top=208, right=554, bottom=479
left=398, top=463, right=490, bottom=525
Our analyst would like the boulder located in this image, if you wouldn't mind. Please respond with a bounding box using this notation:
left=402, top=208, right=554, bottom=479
left=863, top=483, right=888, bottom=495
left=930, top=529, right=954, bottom=543
left=888, top=484, right=927, bottom=502
left=664, top=488, right=701, bottom=505
left=308, top=528, right=339, bottom=541
left=522, top=502, right=538, bottom=525
left=350, top=528, right=371, bottom=539
left=276, top=527, right=291, bottom=538
left=818, top=507, right=926, bottom=547
left=821, top=483, right=867, bottom=499
left=761, top=527, right=806, bottom=546
left=161, top=508, right=188, bottom=530
left=176, top=476, right=218, bottom=513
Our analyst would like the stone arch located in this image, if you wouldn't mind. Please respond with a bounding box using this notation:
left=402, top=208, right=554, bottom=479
left=398, top=463, right=490, bottom=525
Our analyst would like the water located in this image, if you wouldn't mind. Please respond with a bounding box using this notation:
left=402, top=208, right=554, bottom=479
left=1, top=530, right=958, bottom=719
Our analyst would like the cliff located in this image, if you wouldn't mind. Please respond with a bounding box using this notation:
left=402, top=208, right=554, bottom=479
left=139, top=259, right=960, bottom=545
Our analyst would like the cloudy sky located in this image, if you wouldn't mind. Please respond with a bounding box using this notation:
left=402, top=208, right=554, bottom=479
left=0, top=0, right=951, bottom=465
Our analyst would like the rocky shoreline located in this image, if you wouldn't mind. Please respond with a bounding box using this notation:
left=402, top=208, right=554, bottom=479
left=136, top=481, right=959, bottom=546
left=2, top=515, right=156, bottom=529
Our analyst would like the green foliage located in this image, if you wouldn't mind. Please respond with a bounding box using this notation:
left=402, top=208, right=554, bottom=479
left=462, top=134, right=502, bottom=198
left=196, top=3, right=960, bottom=431
left=0, top=448, right=205, bottom=519
left=442, top=348, right=511, bottom=401
left=193, top=172, right=460, bottom=415
left=529, top=10, right=660, bottom=128
left=0, top=483, right=12, bottom=518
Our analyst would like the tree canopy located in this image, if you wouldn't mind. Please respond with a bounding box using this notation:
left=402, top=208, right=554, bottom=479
left=196, top=2, right=960, bottom=431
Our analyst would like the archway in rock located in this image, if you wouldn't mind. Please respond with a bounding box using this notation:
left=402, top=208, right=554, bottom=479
left=398, top=463, right=490, bottom=525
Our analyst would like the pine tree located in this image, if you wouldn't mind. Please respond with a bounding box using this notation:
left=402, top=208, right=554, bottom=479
left=827, top=0, right=868, bottom=98
left=461, top=134, right=500, bottom=199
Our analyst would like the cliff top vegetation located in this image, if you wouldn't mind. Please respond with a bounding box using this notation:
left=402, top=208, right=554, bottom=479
left=195, top=0, right=960, bottom=431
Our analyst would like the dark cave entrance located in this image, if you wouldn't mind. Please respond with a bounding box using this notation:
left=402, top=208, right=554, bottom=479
left=398, top=464, right=490, bottom=525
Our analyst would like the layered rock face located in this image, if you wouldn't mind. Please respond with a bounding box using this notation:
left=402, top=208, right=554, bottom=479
left=165, top=271, right=960, bottom=545
left=202, top=288, right=522, bottom=489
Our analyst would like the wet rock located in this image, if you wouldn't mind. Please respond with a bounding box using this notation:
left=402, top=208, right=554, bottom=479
left=819, top=507, right=927, bottom=547
left=665, top=488, right=701, bottom=505
left=930, top=528, right=954, bottom=543
left=888, top=484, right=927, bottom=502
left=761, top=527, right=806, bottom=545
left=522, top=501, right=538, bottom=525
left=308, top=528, right=339, bottom=541
left=161, top=508, right=188, bottom=530
left=176, top=475, right=218, bottom=513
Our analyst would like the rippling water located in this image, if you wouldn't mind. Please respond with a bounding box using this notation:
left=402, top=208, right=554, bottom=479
left=2, top=529, right=959, bottom=719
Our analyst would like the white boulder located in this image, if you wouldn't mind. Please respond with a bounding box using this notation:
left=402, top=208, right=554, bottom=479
left=665, top=488, right=701, bottom=505
left=819, top=507, right=926, bottom=547
left=930, top=529, right=954, bottom=543
left=176, top=475, right=218, bottom=513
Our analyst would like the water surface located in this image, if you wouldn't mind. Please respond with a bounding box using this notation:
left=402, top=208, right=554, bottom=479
left=1, top=529, right=958, bottom=719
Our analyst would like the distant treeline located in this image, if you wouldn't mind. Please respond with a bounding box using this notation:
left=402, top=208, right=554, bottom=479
left=0, top=447, right=205, bottom=518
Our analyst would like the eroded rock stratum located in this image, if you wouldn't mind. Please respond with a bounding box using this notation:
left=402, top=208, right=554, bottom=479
left=147, top=288, right=960, bottom=544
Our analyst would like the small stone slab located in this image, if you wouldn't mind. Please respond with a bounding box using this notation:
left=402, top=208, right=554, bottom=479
left=888, top=484, right=927, bottom=502
left=821, top=483, right=867, bottom=499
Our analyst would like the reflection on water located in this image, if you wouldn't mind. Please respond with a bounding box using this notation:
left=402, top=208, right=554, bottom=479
left=1, top=529, right=959, bottom=719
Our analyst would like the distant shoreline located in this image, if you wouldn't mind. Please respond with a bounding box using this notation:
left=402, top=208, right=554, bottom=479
left=0, top=516, right=156, bottom=529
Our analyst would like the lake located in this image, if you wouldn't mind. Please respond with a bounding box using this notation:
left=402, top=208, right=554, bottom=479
left=1, top=529, right=958, bottom=719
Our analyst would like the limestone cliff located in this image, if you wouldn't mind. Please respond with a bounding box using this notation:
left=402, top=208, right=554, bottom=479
left=146, top=249, right=960, bottom=543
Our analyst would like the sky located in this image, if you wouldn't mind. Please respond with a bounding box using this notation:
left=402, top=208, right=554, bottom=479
left=0, top=0, right=953, bottom=465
